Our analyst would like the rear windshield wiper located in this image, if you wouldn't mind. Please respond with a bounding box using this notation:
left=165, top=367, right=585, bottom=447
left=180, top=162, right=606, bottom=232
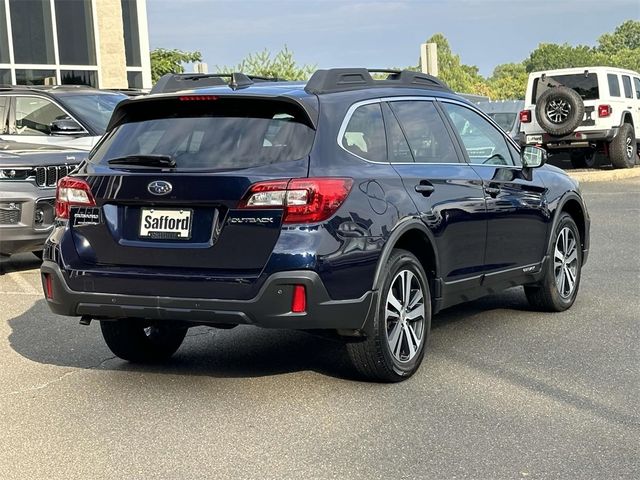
left=107, top=154, right=176, bottom=169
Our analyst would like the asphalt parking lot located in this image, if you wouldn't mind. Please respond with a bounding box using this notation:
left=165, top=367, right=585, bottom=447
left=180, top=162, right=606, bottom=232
left=0, top=178, right=638, bottom=480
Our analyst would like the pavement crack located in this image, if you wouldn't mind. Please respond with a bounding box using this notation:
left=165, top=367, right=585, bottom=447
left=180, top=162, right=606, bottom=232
left=1, top=355, right=117, bottom=398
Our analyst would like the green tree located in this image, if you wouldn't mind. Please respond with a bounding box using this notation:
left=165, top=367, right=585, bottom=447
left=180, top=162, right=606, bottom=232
left=217, top=46, right=315, bottom=80
left=597, top=20, right=640, bottom=72
left=422, top=33, right=485, bottom=93
left=598, top=20, right=640, bottom=54
left=523, top=43, right=605, bottom=72
left=487, top=63, right=528, bottom=99
left=150, top=48, right=202, bottom=83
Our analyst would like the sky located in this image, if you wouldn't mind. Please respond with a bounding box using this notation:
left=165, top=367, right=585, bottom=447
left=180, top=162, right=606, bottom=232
left=147, top=0, right=640, bottom=77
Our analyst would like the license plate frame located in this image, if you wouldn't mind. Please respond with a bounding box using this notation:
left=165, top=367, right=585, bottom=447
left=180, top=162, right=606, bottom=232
left=139, top=208, right=193, bottom=240
left=526, top=134, right=543, bottom=144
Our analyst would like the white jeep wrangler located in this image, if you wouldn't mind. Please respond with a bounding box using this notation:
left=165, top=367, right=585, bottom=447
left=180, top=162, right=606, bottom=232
left=520, top=66, right=640, bottom=169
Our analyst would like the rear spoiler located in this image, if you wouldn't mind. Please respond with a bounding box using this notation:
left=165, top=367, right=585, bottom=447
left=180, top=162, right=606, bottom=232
left=150, top=73, right=281, bottom=94
left=106, top=93, right=319, bottom=131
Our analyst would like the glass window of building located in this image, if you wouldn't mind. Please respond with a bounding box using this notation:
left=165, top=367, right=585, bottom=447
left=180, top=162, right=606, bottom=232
left=10, top=0, right=55, bottom=64
left=0, top=70, right=11, bottom=86
left=121, top=0, right=141, bottom=67
left=15, top=69, right=56, bottom=86
left=61, top=70, right=98, bottom=87
left=55, top=0, right=97, bottom=65
left=127, top=71, right=143, bottom=89
left=0, top=2, right=10, bottom=63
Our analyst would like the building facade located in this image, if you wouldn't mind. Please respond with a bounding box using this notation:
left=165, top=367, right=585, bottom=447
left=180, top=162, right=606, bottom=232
left=0, top=0, right=151, bottom=89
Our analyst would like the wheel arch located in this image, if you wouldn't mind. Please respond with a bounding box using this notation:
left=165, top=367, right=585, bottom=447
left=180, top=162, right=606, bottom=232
left=548, top=193, right=588, bottom=257
left=372, top=220, right=441, bottom=303
left=621, top=111, right=634, bottom=127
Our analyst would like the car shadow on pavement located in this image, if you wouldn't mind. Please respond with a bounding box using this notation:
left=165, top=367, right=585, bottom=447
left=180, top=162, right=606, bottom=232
left=7, top=288, right=533, bottom=382
left=0, top=253, right=42, bottom=275
left=7, top=298, right=359, bottom=380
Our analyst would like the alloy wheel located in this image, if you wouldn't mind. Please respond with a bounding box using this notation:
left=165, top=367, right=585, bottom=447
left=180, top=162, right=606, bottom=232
left=625, top=136, right=634, bottom=159
left=385, top=269, right=426, bottom=363
left=554, top=227, right=579, bottom=298
left=546, top=98, right=571, bottom=124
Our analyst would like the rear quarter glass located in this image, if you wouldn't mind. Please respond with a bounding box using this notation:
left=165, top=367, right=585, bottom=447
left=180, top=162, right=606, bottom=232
left=89, top=98, right=316, bottom=171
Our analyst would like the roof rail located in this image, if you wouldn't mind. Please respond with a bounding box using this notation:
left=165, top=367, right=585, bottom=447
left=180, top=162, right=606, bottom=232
left=150, top=73, right=281, bottom=94
left=0, top=84, right=93, bottom=91
left=304, top=68, right=450, bottom=94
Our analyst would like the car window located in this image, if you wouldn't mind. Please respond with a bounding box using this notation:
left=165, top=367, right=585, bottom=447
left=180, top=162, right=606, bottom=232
left=442, top=102, right=515, bottom=166
left=532, top=73, right=599, bottom=103
left=622, top=75, right=633, bottom=99
left=341, top=103, right=387, bottom=162
left=0, top=96, right=7, bottom=134
left=607, top=74, right=621, bottom=97
left=634, top=77, right=640, bottom=100
left=61, top=93, right=125, bottom=134
left=91, top=99, right=315, bottom=170
left=381, top=103, right=413, bottom=163
left=14, top=96, right=69, bottom=136
left=388, top=100, right=458, bottom=164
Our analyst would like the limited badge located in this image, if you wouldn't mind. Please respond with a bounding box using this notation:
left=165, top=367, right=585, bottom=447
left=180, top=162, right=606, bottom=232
left=72, top=207, right=102, bottom=226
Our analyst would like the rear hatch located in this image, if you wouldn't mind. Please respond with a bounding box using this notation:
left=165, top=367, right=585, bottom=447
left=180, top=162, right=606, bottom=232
left=67, top=95, right=316, bottom=275
left=523, top=71, right=603, bottom=135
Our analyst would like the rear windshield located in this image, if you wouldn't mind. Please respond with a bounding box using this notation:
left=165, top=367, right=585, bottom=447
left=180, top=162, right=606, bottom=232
left=532, top=73, right=599, bottom=103
left=90, top=98, right=315, bottom=170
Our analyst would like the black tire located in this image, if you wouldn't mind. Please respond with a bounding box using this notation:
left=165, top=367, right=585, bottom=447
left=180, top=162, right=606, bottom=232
left=569, top=150, right=598, bottom=169
left=536, top=86, right=585, bottom=136
left=100, top=319, right=188, bottom=363
left=609, top=123, right=636, bottom=169
left=346, top=249, right=431, bottom=382
left=525, top=213, right=582, bottom=312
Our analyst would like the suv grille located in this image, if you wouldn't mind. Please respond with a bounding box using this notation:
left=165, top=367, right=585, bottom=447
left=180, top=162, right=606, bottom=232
left=34, top=165, right=72, bottom=187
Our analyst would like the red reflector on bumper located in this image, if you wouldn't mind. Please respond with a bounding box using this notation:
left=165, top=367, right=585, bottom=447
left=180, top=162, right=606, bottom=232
left=291, top=285, right=306, bottom=313
left=44, top=273, right=53, bottom=300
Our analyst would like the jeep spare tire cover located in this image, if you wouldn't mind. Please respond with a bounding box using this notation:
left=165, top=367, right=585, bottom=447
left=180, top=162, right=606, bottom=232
left=536, top=86, right=585, bottom=136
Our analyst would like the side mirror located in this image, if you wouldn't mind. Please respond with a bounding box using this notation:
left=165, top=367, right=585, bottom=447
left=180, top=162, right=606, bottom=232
left=521, top=145, right=547, bottom=169
left=50, top=118, right=84, bottom=136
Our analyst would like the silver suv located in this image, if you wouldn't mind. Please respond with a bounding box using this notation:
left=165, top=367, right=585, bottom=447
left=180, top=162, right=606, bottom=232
left=0, top=86, right=126, bottom=151
left=520, top=66, right=640, bottom=168
left=0, top=140, right=86, bottom=257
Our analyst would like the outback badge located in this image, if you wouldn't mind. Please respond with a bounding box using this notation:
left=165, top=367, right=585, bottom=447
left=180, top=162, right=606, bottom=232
left=148, top=180, right=172, bottom=196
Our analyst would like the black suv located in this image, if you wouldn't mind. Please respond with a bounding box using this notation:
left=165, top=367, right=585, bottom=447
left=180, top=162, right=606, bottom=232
left=41, top=69, right=590, bottom=382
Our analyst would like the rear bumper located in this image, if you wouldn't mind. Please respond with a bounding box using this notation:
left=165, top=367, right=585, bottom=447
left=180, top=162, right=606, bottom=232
left=41, top=261, right=376, bottom=330
left=519, top=128, right=619, bottom=148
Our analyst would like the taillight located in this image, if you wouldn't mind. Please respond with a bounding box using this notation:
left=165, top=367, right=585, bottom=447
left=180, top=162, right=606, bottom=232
left=238, top=178, right=353, bottom=224
left=519, top=110, right=532, bottom=123
left=598, top=104, right=612, bottom=117
left=55, top=176, right=96, bottom=219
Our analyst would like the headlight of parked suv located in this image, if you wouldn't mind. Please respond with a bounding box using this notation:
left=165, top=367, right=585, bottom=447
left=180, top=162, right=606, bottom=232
left=0, top=168, right=32, bottom=180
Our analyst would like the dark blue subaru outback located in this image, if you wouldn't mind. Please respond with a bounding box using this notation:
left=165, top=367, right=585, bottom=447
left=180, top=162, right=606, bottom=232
left=41, top=69, right=590, bottom=382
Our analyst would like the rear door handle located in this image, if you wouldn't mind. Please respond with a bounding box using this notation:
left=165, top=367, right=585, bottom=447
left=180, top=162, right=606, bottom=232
left=484, top=185, right=501, bottom=198
left=415, top=182, right=435, bottom=196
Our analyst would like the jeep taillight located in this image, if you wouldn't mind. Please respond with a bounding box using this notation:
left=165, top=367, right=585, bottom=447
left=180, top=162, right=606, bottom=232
left=598, top=104, right=612, bottom=118
left=519, top=110, right=532, bottom=123
left=55, top=177, right=96, bottom=219
left=238, top=178, right=353, bottom=224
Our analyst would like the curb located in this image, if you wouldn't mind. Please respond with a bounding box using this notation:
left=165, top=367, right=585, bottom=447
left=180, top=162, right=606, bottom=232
left=566, top=166, right=640, bottom=183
